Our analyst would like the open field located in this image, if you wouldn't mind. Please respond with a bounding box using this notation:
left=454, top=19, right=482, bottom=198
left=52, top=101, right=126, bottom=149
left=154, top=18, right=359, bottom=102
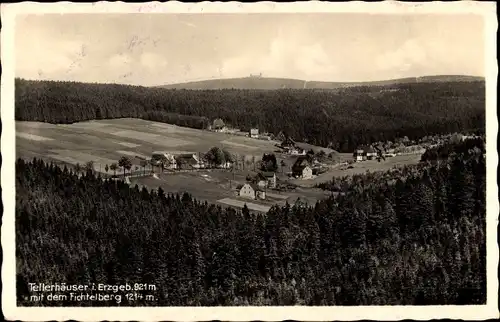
left=130, top=172, right=236, bottom=202
left=128, top=170, right=331, bottom=210
left=16, top=118, right=281, bottom=173
left=17, top=118, right=337, bottom=179
left=16, top=132, right=54, bottom=141
left=113, top=140, right=141, bottom=148
left=116, top=150, right=150, bottom=159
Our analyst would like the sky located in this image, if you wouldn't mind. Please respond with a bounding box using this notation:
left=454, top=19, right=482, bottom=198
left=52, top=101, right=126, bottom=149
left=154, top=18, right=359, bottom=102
left=15, top=13, right=485, bottom=86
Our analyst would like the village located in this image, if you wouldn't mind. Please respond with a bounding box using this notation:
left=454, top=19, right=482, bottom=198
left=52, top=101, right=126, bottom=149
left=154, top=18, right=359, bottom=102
left=16, top=116, right=460, bottom=214
left=105, top=117, right=436, bottom=213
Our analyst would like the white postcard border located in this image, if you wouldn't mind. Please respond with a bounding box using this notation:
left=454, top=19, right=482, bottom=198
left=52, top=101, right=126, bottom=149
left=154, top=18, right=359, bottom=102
left=1, top=1, right=498, bottom=321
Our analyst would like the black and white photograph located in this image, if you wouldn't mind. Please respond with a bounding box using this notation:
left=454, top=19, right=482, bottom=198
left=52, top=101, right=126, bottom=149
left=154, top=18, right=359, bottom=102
left=1, top=1, right=498, bottom=321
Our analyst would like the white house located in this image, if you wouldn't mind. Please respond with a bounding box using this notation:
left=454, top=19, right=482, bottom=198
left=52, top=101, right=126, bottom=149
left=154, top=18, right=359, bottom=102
left=212, top=118, right=226, bottom=132
left=239, top=183, right=266, bottom=200
left=354, top=149, right=365, bottom=162
left=353, top=146, right=377, bottom=162
left=249, top=128, right=259, bottom=139
left=300, top=166, right=313, bottom=179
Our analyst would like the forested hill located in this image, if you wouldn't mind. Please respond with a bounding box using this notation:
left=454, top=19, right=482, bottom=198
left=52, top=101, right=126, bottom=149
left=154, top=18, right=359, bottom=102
left=17, top=139, right=486, bottom=306
left=156, top=75, right=484, bottom=90
left=15, top=78, right=485, bottom=152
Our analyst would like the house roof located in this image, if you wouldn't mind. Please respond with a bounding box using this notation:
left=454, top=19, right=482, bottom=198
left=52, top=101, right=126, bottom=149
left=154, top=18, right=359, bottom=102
left=365, top=146, right=376, bottom=153
left=293, top=165, right=311, bottom=173
left=176, top=154, right=199, bottom=165
left=241, top=183, right=263, bottom=192
left=282, top=137, right=296, bottom=146
left=260, top=171, right=276, bottom=178
left=151, top=152, right=176, bottom=162
left=292, top=165, right=305, bottom=173
left=356, top=145, right=376, bottom=153
left=292, top=155, right=312, bottom=169
left=213, top=118, right=225, bottom=128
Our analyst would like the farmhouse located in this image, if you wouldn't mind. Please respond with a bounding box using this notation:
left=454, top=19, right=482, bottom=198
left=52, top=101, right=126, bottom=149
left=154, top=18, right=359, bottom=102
left=260, top=171, right=277, bottom=188
left=249, top=128, right=259, bottom=138
left=279, top=137, right=306, bottom=155
left=212, top=118, right=227, bottom=132
left=276, top=131, right=286, bottom=142
left=292, top=156, right=314, bottom=179
left=281, top=137, right=296, bottom=149
left=353, top=146, right=377, bottom=161
left=175, top=153, right=204, bottom=169
left=296, top=165, right=313, bottom=179
left=239, top=183, right=266, bottom=200
left=365, top=146, right=378, bottom=160
left=254, top=172, right=277, bottom=189
left=151, top=151, right=177, bottom=169
left=354, top=148, right=365, bottom=162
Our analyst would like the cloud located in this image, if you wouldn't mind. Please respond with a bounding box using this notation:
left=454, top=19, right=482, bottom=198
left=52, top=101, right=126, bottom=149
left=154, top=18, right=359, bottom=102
left=16, top=36, right=86, bottom=78
left=375, top=39, right=427, bottom=74
left=15, top=14, right=484, bottom=85
left=108, top=53, right=132, bottom=69
left=295, top=43, right=337, bottom=78
left=221, top=38, right=337, bottom=80
left=140, top=52, right=168, bottom=70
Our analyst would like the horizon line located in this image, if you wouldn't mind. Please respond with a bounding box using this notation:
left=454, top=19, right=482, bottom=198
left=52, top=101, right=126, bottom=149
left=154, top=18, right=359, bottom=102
left=156, top=74, right=485, bottom=87
left=15, top=73, right=486, bottom=88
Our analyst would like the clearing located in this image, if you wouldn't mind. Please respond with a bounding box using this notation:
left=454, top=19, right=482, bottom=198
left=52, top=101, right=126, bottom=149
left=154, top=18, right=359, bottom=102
left=16, top=118, right=424, bottom=210
left=16, top=118, right=280, bottom=173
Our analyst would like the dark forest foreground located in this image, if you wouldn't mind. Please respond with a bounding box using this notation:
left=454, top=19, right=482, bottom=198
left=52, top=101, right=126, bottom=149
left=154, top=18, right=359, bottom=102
left=15, top=138, right=486, bottom=306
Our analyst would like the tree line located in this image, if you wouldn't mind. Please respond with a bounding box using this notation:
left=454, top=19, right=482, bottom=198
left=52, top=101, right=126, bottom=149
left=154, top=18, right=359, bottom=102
left=317, top=136, right=485, bottom=193
left=16, top=138, right=486, bottom=306
left=15, top=78, right=485, bottom=152
left=421, top=137, right=485, bottom=162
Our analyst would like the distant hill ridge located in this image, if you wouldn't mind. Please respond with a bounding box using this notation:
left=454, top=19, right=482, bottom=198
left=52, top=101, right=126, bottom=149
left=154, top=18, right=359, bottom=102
left=156, top=75, right=484, bottom=90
